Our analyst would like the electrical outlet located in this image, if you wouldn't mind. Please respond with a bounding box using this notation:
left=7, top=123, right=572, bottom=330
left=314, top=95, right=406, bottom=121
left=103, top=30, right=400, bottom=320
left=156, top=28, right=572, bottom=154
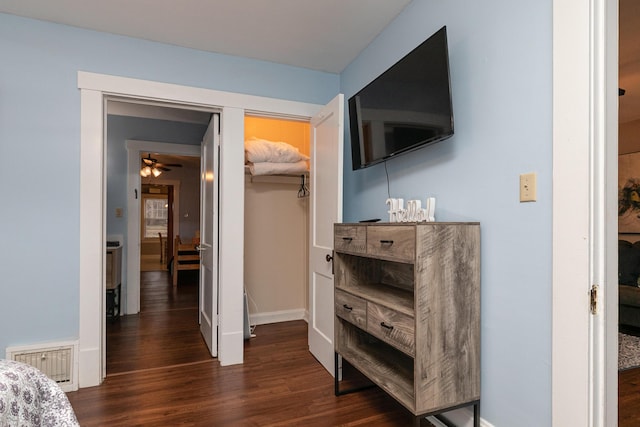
left=520, top=173, right=537, bottom=202
left=115, top=207, right=123, bottom=218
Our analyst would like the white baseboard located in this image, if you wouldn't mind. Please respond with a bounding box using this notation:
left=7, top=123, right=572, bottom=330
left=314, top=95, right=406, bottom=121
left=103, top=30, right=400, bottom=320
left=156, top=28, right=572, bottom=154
left=78, top=346, right=100, bottom=388
left=428, top=405, right=493, bottom=427
left=249, top=309, right=306, bottom=326
left=219, top=330, right=243, bottom=366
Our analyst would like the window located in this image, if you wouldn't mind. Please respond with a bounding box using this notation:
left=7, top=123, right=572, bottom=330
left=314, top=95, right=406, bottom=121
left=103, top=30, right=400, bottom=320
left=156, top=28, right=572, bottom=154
left=142, top=196, right=168, bottom=238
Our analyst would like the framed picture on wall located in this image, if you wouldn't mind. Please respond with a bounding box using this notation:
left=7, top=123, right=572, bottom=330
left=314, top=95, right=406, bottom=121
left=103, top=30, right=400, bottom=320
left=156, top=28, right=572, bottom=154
left=619, top=151, right=640, bottom=233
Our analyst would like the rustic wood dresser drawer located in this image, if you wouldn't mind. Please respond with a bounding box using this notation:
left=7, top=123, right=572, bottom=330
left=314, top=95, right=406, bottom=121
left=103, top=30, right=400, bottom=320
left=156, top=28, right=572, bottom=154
left=367, top=226, right=415, bottom=262
left=334, top=225, right=367, bottom=254
left=335, top=289, right=366, bottom=328
left=366, top=301, right=415, bottom=357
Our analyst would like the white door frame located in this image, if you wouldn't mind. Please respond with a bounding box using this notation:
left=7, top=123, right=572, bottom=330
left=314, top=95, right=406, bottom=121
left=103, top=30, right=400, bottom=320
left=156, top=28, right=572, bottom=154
left=125, top=139, right=200, bottom=315
left=78, top=71, right=324, bottom=387
left=552, top=0, right=617, bottom=425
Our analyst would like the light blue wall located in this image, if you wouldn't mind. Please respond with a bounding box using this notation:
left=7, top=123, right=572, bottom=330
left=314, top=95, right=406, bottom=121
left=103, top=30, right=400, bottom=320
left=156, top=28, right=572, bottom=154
left=0, top=13, right=338, bottom=355
left=341, top=2, right=551, bottom=426
left=106, top=115, right=208, bottom=295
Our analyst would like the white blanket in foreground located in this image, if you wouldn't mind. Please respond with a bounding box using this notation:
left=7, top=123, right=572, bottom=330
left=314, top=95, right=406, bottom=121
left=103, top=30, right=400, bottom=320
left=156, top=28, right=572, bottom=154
left=248, top=161, right=308, bottom=176
left=0, top=359, right=79, bottom=426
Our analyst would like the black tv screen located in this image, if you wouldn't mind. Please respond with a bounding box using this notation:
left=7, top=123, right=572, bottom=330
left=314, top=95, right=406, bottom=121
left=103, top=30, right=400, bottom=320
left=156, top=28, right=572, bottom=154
left=349, top=26, right=454, bottom=170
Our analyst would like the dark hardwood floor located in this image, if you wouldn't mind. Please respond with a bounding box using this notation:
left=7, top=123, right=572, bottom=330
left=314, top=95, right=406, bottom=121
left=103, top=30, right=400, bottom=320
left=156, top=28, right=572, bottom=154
left=620, top=367, right=640, bottom=427
left=106, top=270, right=210, bottom=374
left=67, top=270, right=433, bottom=426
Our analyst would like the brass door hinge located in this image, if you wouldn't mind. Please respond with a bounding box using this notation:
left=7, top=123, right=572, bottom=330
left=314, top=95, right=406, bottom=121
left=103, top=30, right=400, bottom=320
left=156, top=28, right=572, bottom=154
left=590, top=284, right=599, bottom=315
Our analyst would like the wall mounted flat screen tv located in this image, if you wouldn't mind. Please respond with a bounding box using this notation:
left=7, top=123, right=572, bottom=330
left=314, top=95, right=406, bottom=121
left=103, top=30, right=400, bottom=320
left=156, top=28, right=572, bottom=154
left=349, top=26, right=454, bottom=170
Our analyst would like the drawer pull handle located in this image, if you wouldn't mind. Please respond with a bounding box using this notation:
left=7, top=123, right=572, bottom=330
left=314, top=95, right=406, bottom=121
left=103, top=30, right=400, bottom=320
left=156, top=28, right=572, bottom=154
left=343, top=304, right=353, bottom=311
left=380, top=239, right=394, bottom=245
left=380, top=322, right=394, bottom=330
left=342, top=237, right=353, bottom=241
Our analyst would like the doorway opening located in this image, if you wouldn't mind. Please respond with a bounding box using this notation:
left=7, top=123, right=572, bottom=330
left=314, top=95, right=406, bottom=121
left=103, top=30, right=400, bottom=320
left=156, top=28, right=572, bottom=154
left=79, top=71, right=325, bottom=387
left=105, top=100, right=213, bottom=376
left=140, top=184, right=171, bottom=272
left=618, top=0, right=640, bottom=423
left=242, top=115, right=311, bottom=331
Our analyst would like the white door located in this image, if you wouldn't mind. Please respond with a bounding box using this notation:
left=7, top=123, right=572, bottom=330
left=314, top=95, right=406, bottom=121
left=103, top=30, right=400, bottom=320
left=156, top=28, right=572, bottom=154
left=308, top=94, right=344, bottom=375
left=199, top=114, right=220, bottom=357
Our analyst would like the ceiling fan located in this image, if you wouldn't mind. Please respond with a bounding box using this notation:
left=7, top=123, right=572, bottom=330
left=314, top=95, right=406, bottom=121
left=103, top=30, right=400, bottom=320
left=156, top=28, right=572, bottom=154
left=140, top=153, right=182, bottom=177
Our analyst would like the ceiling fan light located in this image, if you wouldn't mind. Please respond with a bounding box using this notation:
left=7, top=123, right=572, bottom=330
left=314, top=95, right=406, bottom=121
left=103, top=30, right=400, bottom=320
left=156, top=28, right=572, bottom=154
left=152, top=168, right=162, bottom=177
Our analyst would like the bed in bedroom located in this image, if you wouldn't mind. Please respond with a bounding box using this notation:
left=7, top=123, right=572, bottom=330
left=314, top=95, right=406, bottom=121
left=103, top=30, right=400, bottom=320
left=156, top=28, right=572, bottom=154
left=0, top=359, right=79, bottom=426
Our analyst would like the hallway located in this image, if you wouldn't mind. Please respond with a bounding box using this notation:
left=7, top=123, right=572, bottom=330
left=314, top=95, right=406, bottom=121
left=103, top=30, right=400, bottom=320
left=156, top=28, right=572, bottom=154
left=107, top=270, right=209, bottom=375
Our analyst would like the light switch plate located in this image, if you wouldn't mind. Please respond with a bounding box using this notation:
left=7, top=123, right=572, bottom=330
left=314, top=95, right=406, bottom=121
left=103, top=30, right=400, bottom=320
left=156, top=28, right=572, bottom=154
left=520, top=173, right=537, bottom=202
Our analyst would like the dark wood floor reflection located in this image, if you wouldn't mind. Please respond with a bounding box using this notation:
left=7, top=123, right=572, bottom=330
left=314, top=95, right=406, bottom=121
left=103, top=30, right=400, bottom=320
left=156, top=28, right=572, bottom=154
left=67, top=270, right=432, bottom=426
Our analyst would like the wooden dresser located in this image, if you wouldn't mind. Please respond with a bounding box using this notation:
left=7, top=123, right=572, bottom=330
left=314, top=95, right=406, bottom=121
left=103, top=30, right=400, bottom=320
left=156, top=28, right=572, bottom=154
left=333, top=222, right=480, bottom=425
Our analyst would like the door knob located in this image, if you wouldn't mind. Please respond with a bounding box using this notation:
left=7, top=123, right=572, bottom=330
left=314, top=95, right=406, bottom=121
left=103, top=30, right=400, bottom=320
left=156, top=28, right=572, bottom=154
left=325, top=254, right=333, bottom=262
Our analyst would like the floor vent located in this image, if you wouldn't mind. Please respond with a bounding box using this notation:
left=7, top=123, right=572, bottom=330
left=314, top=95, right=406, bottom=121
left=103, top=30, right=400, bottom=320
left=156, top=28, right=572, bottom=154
left=6, top=340, right=78, bottom=392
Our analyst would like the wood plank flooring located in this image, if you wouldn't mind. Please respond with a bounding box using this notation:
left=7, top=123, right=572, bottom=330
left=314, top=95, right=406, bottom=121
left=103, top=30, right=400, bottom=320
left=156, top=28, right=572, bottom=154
left=140, top=254, right=167, bottom=272
left=107, top=270, right=209, bottom=374
left=620, top=368, right=640, bottom=427
left=67, top=270, right=434, bottom=426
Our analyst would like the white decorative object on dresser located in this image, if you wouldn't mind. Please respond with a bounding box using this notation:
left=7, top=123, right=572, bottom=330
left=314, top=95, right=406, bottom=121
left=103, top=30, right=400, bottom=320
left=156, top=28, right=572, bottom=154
left=333, top=222, right=481, bottom=426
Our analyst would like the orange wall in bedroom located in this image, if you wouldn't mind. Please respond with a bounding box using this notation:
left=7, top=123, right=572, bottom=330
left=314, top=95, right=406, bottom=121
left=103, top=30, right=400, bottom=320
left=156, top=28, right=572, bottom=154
left=244, top=116, right=310, bottom=157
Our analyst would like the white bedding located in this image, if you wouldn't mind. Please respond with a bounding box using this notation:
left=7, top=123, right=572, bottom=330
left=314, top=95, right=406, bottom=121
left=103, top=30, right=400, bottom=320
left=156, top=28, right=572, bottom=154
left=248, top=161, right=309, bottom=176
left=245, top=137, right=309, bottom=163
left=0, top=359, right=79, bottom=426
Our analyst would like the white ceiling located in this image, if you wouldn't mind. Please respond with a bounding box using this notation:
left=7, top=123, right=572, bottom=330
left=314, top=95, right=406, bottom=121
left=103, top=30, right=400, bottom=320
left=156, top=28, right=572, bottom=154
left=0, top=0, right=411, bottom=73
left=108, top=100, right=211, bottom=124
left=143, top=153, right=200, bottom=170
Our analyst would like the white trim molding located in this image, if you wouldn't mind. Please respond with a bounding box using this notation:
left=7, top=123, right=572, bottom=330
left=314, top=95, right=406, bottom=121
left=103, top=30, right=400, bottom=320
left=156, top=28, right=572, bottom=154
left=79, top=88, right=106, bottom=387
left=427, top=407, right=496, bottom=427
left=249, top=309, right=307, bottom=326
left=551, top=0, right=618, bottom=424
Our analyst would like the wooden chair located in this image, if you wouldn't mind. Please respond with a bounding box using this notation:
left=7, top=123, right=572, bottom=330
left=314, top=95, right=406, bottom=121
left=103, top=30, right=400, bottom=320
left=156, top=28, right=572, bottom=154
left=158, top=232, right=166, bottom=264
left=172, top=235, right=200, bottom=286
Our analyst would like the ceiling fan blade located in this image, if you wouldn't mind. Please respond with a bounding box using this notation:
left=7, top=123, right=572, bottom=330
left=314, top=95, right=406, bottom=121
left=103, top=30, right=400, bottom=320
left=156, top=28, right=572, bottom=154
left=158, top=163, right=182, bottom=167
left=142, top=154, right=157, bottom=165
left=157, top=166, right=171, bottom=172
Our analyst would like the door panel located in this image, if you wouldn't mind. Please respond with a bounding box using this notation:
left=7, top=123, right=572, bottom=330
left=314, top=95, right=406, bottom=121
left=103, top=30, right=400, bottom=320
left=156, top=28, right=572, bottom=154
left=200, top=114, right=219, bottom=357
left=308, top=94, right=344, bottom=375
left=312, top=272, right=335, bottom=342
